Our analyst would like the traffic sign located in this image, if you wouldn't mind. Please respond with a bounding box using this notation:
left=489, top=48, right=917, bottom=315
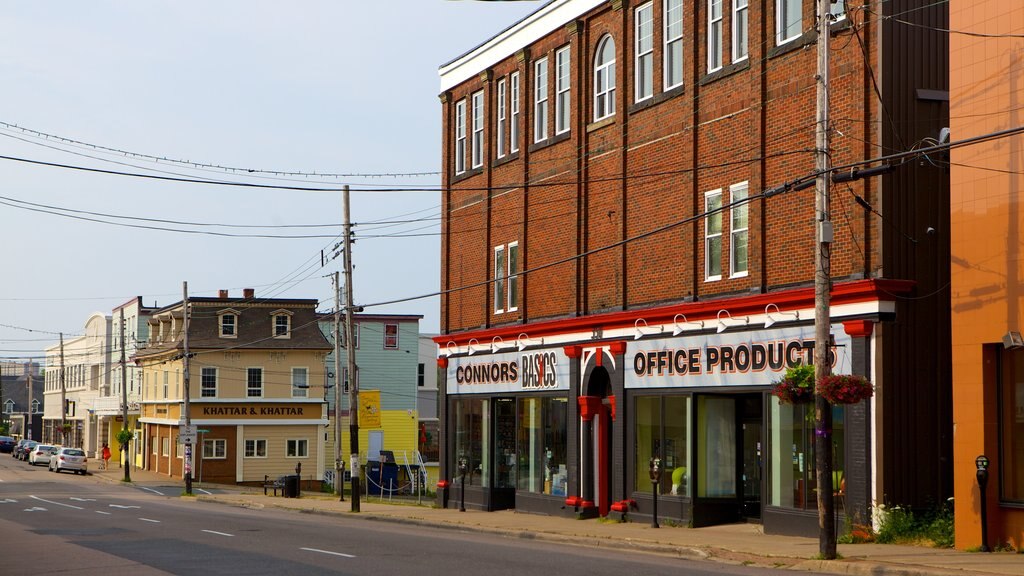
left=179, top=424, right=197, bottom=445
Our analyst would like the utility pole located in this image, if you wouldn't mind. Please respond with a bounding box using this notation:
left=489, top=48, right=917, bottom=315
left=333, top=270, right=344, bottom=501
left=343, top=185, right=361, bottom=512
left=60, top=333, right=66, bottom=445
left=814, top=0, right=836, bottom=559
left=182, top=281, right=193, bottom=496
left=120, top=309, right=131, bottom=482
left=26, top=371, right=32, bottom=441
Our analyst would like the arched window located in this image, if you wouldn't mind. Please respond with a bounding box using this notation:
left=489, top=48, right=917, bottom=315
left=3, top=399, right=13, bottom=414
left=594, top=35, right=616, bottom=121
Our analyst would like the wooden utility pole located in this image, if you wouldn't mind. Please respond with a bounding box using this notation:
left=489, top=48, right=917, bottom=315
left=814, top=0, right=836, bottom=559
left=182, top=282, right=193, bottom=496
left=343, top=185, right=361, bottom=512
left=120, top=309, right=131, bottom=482
left=333, top=270, right=344, bottom=500
left=60, top=333, right=66, bottom=445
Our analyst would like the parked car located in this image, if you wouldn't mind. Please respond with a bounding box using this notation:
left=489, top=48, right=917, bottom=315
left=49, top=447, right=87, bottom=474
left=0, top=436, right=15, bottom=453
left=11, top=439, right=28, bottom=457
left=17, top=440, right=38, bottom=461
left=28, top=444, right=57, bottom=466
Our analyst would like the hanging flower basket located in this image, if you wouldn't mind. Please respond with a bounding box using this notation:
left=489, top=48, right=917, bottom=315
left=817, top=374, right=874, bottom=405
left=771, top=364, right=815, bottom=405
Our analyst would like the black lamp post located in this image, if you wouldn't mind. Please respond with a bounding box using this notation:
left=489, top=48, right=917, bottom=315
left=976, top=454, right=990, bottom=552
left=649, top=455, right=662, bottom=528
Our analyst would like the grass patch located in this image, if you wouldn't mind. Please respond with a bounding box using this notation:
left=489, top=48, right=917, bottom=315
left=873, top=500, right=955, bottom=548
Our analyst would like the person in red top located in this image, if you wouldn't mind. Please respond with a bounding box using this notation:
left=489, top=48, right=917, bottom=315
left=101, top=443, right=111, bottom=470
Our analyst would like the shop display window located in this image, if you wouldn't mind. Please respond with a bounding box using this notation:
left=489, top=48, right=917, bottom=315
left=768, top=397, right=845, bottom=509
left=635, top=395, right=690, bottom=496
left=453, top=398, right=489, bottom=487
left=516, top=397, right=569, bottom=495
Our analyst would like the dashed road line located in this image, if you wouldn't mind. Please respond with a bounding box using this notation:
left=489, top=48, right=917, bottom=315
left=31, top=496, right=83, bottom=510
left=202, top=529, right=234, bottom=537
left=300, top=547, right=355, bottom=558
left=110, top=504, right=141, bottom=509
left=96, top=511, right=112, bottom=515
left=139, top=518, right=161, bottom=523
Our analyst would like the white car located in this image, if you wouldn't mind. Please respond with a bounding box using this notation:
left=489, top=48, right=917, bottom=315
left=28, top=444, right=57, bottom=466
left=49, top=447, right=88, bottom=475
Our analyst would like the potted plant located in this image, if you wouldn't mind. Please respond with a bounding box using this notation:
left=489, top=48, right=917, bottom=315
left=817, top=374, right=874, bottom=405
left=771, top=363, right=815, bottom=405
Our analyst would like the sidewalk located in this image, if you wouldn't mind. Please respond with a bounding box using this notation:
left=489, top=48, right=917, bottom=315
left=91, top=465, right=1021, bottom=576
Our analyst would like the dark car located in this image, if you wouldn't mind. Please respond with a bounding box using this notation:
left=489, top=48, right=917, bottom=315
left=11, top=439, right=29, bottom=458
left=17, top=440, right=38, bottom=461
left=0, top=436, right=15, bottom=453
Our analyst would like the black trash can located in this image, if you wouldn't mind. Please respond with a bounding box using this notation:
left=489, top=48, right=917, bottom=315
left=284, top=474, right=300, bottom=498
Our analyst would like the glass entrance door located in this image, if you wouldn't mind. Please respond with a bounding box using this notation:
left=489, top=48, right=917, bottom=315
left=692, top=395, right=739, bottom=527
left=740, top=395, right=763, bottom=519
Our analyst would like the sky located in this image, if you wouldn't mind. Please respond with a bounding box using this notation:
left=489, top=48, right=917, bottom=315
left=0, top=0, right=544, bottom=361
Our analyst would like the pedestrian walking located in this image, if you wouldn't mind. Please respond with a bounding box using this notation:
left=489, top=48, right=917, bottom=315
left=101, top=443, right=111, bottom=470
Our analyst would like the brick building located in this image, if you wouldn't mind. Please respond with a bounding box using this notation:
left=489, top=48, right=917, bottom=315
left=436, top=0, right=949, bottom=536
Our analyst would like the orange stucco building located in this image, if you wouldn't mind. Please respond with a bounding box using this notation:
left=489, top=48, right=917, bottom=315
left=951, top=1, right=1024, bottom=551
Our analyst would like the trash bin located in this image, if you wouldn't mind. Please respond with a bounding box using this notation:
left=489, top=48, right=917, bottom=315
left=284, top=474, right=300, bottom=498
left=367, top=461, right=399, bottom=495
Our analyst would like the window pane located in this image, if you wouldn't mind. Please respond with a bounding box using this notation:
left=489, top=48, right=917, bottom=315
left=508, top=243, right=519, bottom=310
left=454, top=398, right=489, bottom=488
left=697, top=396, right=735, bottom=497
left=247, top=368, right=262, bottom=397
left=494, top=247, right=506, bottom=312
left=636, top=4, right=653, bottom=101
left=635, top=396, right=661, bottom=494
left=292, top=368, right=307, bottom=398
left=665, top=396, right=690, bottom=496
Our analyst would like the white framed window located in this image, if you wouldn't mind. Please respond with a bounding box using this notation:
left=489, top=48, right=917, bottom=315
left=455, top=98, right=467, bottom=175
left=219, top=313, right=237, bottom=338
left=733, top=0, right=749, bottom=63
left=30, top=399, right=40, bottom=413
left=471, top=91, right=484, bottom=168
left=203, top=439, right=227, bottom=459
left=635, top=2, right=654, bottom=102
left=507, top=242, right=520, bottom=312
left=831, top=0, right=846, bottom=22
left=152, top=437, right=159, bottom=456
left=594, top=35, right=616, bottom=121
left=3, top=399, right=12, bottom=413
left=497, top=78, right=507, bottom=158
left=494, top=245, right=507, bottom=313
left=201, top=367, right=217, bottom=398
left=292, top=367, right=308, bottom=398
left=664, top=0, right=684, bottom=90
left=705, top=189, right=723, bottom=281
left=555, top=46, right=571, bottom=135
left=777, top=0, right=802, bottom=45
left=341, top=323, right=360, bottom=349
left=244, top=439, right=267, bottom=458
left=163, top=370, right=168, bottom=399
left=534, top=57, right=549, bottom=142
left=708, top=0, right=723, bottom=73
left=286, top=439, right=309, bottom=458
left=247, top=367, right=263, bottom=398
left=176, top=436, right=184, bottom=459
left=730, top=182, right=750, bottom=278
left=384, top=324, right=399, bottom=349
left=510, top=72, right=520, bottom=153
left=272, top=312, right=291, bottom=338
left=162, top=437, right=170, bottom=457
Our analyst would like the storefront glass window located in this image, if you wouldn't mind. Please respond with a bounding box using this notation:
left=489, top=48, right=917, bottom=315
left=453, top=398, right=489, bottom=487
left=494, top=399, right=516, bottom=489
left=698, top=396, right=736, bottom=497
left=635, top=395, right=690, bottom=496
left=1000, top=348, right=1024, bottom=502
left=768, top=397, right=846, bottom=509
left=516, top=397, right=569, bottom=495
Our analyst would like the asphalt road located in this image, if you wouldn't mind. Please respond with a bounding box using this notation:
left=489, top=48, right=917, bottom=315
left=0, top=456, right=814, bottom=576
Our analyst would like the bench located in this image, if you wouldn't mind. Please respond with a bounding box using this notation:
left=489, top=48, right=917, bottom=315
left=263, top=475, right=286, bottom=496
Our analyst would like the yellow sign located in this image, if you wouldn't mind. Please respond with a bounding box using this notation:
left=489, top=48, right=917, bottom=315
left=359, top=390, right=381, bottom=428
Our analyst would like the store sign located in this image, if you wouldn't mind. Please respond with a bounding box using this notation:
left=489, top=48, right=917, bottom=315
left=446, top=349, right=570, bottom=394
left=625, top=324, right=852, bottom=389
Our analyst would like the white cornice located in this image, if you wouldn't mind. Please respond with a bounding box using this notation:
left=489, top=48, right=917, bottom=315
left=439, top=0, right=604, bottom=93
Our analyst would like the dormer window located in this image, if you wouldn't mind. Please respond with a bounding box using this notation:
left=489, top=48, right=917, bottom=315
left=271, top=309, right=293, bottom=339
left=218, top=309, right=240, bottom=338
left=3, top=399, right=13, bottom=413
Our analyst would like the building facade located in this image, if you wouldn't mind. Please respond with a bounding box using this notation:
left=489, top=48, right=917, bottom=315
left=437, top=0, right=950, bottom=535
left=93, top=297, right=155, bottom=469
left=135, top=289, right=331, bottom=487
left=318, top=313, right=423, bottom=491
left=1, top=364, right=44, bottom=439
left=43, top=312, right=112, bottom=453
left=950, top=0, right=1024, bottom=551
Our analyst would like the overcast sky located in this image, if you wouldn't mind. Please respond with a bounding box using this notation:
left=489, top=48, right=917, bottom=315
left=0, top=1, right=543, bottom=360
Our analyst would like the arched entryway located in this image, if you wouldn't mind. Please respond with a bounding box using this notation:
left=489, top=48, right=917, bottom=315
left=579, top=364, right=614, bottom=516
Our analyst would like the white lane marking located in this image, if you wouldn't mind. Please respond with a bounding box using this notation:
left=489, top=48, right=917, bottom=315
left=139, top=518, right=161, bottom=523
left=201, top=530, right=234, bottom=537
left=110, top=504, right=141, bottom=509
left=24, top=507, right=47, bottom=512
left=196, top=488, right=212, bottom=495
left=300, top=547, right=356, bottom=558
left=31, top=496, right=83, bottom=510
left=96, top=511, right=112, bottom=515
left=0, top=498, right=18, bottom=503
left=70, top=497, right=96, bottom=502
left=138, top=486, right=163, bottom=496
